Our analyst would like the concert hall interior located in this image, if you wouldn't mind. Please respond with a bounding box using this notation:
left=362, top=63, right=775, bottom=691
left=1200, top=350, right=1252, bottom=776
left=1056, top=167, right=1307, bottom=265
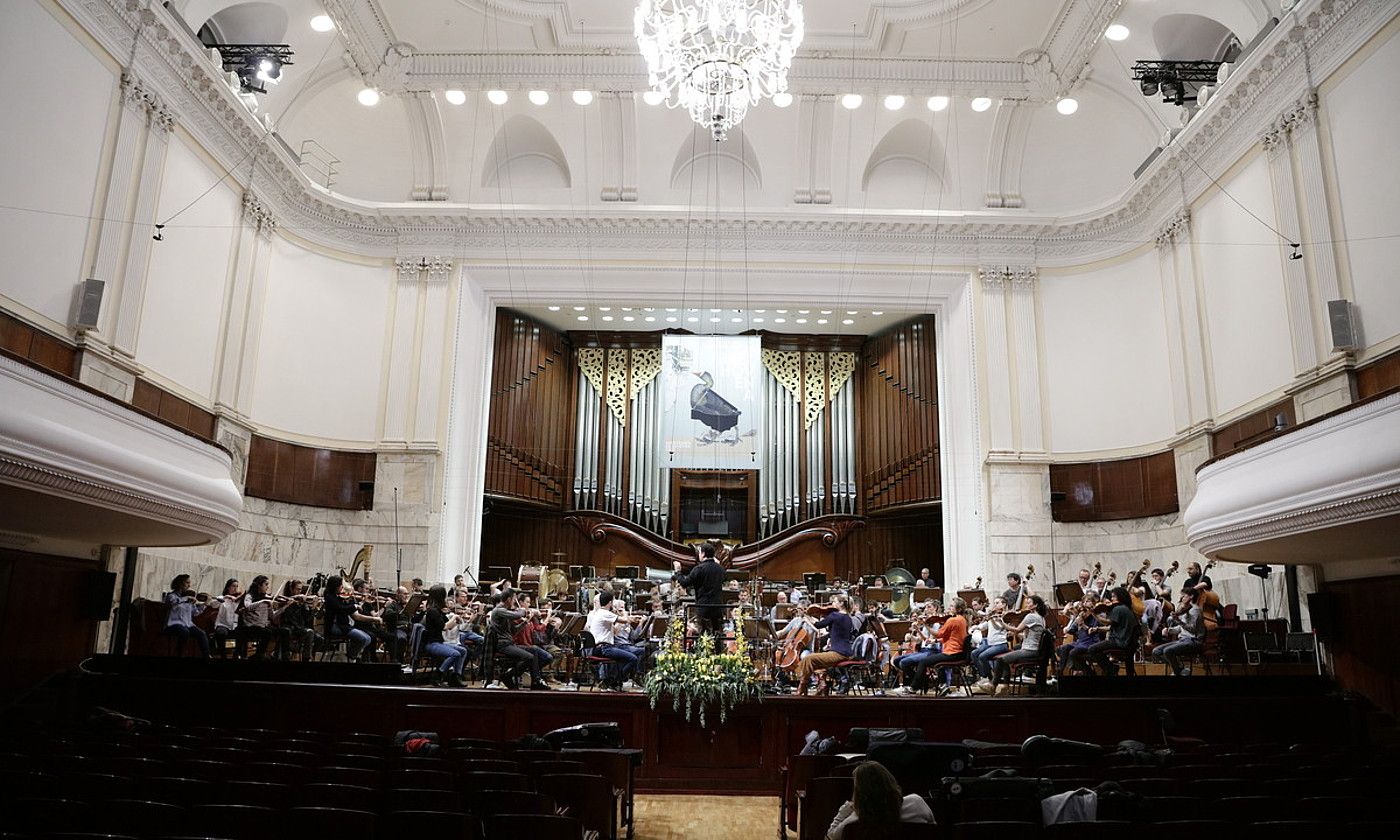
left=2, top=0, right=1400, bottom=838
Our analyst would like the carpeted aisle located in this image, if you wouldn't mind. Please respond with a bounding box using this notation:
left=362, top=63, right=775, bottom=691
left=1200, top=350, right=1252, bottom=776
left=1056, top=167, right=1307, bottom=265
left=632, top=794, right=780, bottom=839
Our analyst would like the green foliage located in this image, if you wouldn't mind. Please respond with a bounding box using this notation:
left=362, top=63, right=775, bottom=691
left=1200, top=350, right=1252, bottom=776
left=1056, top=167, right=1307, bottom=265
left=644, top=614, right=761, bottom=727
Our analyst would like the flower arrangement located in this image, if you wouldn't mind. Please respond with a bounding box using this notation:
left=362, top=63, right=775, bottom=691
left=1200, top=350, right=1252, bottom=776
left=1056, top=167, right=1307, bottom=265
left=644, top=614, right=760, bottom=727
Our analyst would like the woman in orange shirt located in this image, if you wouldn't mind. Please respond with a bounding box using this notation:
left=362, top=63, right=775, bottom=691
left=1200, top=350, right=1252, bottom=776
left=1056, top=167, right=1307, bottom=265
left=893, top=598, right=969, bottom=695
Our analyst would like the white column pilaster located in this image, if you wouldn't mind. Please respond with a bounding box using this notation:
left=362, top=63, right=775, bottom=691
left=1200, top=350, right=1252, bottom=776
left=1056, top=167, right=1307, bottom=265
left=1262, top=115, right=1320, bottom=375
left=89, top=73, right=152, bottom=339
left=383, top=258, right=424, bottom=445
left=793, top=94, right=833, bottom=204
left=111, top=101, right=174, bottom=357
left=978, top=268, right=1014, bottom=453
left=231, top=210, right=276, bottom=414
left=413, top=259, right=453, bottom=445
left=1286, top=92, right=1345, bottom=353
left=1171, top=213, right=1213, bottom=426
left=213, top=193, right=269, bottom=415
left=1156, top=225, right=1191, bottom=433
left=1006, top=269, right=1043, bottom=452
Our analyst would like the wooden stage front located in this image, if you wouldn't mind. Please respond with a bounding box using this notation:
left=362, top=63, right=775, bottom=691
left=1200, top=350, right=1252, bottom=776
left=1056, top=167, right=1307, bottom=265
left=60, top=658, right=1359, bottom=795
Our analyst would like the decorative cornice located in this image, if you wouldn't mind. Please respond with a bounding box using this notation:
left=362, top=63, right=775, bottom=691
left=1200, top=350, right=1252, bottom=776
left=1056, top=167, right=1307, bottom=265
left=978, top=266, right=1038, bottom=289
left=1155, top=209, right=1191, bottom=248
left=241, top=191, right=276, bottom=237
left=395, top=256, right=455, bottom=282
left=57, top=0, right=1398, bottom=266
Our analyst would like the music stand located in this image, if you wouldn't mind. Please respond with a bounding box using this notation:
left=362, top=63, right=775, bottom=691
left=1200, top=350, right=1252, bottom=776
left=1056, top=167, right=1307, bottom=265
left=484, top=566, right=513, bottom=585
left=743, top=618, right=774, bottom=641
left=724, top=569, right=750, bottom=583
left=1054, top=582, right=1085, bottom=606
left=722, top=590, right=742, bottom=605
left=956, top=588, right=987, bottom=606
left=862, top=586, right=894, bottom=604
left=560, top=614, right=586, bottom=635
left=775, top=604, right=798, bottom=621
left=759, top=590, right=779, bottom=608
left=884, top=619, right=912, bottom=641
left=615, top=565, right=641, bottom=580
left=404, top=594, right=424, bottom=617
left=912, top=587, right=942, bottom=605
left=803, top=573, right=827, bottom=592
left=648, top=616, right=670, bottom=638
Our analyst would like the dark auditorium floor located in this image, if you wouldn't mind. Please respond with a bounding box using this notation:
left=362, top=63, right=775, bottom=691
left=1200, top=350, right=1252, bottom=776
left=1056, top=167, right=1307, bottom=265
left=633, top=795, right=776, bottom=839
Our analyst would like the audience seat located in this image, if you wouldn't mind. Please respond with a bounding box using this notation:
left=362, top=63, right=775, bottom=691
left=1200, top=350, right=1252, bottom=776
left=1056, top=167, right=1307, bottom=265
left=481, top=814, right=583, bottom=840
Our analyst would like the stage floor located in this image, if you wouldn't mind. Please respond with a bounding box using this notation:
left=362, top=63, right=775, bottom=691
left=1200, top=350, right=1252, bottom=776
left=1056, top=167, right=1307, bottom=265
left=66, top=656, right=1352, bottom=795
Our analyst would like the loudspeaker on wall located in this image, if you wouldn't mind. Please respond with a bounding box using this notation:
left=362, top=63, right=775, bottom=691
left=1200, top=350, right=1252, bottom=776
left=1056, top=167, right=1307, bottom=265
left=1306, top=591, right=1338, bottom=641
left=73, top=278, right=105, bottom=331
left=1327, top=299, right=1358, bottom=352
left=79, top=570, right=117, bottom=621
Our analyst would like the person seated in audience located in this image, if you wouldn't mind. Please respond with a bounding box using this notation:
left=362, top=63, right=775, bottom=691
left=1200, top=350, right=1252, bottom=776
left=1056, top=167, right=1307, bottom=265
left=1057, top=595, right=1100, bottom=675
left=1153, top=597, right=1205, bottom=676
left=162, top=574, right=212, bottom=657
left=586, top=591, right=640, bottom=690
left=322, top=575, right=376, bottom=661
left=1087, top=586, right=1140, bottom=676
left=421, top=585, right=469, bottom=686
left=235, top=574, right=275, bottom=658
left=793, top=596, right=857, bottom=696
left=212, top=578, right=242, bottom=657
left=273, top=579, right=316, bottom=661
left=826, top=760, right=935, bottom=839
left=487, top=591, right=550, bottom=691
left=990, top=595, right=1049, bottom=696
left=970, top=597, right=1011, bottom=688
left=894, top=598, right=968, bottom=696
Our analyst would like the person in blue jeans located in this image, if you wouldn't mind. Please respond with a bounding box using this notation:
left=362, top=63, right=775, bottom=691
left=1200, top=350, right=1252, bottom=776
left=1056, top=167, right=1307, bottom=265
left=421, top=585, right=470, bottom=686
left=322, top=575, right=375, bottom=661
left=586, top=591, right=639, bottom=688
left=971, top=597, right=1011, bottom=681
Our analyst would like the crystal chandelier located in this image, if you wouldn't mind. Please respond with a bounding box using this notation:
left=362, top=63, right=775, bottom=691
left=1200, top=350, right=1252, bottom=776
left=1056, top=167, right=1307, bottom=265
left=635, top=0, right=804, bottom=141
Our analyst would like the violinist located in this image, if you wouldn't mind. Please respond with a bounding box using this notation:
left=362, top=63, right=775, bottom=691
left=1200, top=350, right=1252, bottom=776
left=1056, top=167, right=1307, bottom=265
left=892, top=598, right=968, bottom=695
left=970, top=597, right=1011, bottom=684
left=212, top=578, right=242, bottom=658
left=322, top=575, right=374, bottom=661
left=1153, top=597, right=1205, bottom=676
left=422, top=585, right=470, bottom=686
left=1086, top=586, right=1140, bottom=676
left=990, top=595, right=1049, bottom=696
left=513, top=600, right=559, bottom=681
left=792, top=596, right=857, bottom=696
left=382, top=585, right=414, bottom=658
left=273, top=579, right=316, bottom=661
left=487, top=591, right=550, bottom=690
left=452, top=590, right=486, bottom=658
left=352, top=580, right=393, bottom=660
left=586, top=591, right=640, bottom=690
left=891, top=603, right=939, bottom=688
left=162, top=574, right=212, bottom=657
left=1057, top=595, right=1101, bottom=676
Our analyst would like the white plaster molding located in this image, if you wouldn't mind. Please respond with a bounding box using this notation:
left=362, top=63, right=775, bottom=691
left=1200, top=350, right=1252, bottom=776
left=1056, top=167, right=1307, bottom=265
left=403, top=92, right=449, bottom=201
left=793, top=94, right=834, bottom=205
left=599, top=91, right=639, bottom=202
left=984, top=99, right=1029, bottom=208
left=0, top=355, right=241, bottom=546
left=1185, top=392, right=1400, bottom=559
left=1262, top=114, right=1320, bottom=375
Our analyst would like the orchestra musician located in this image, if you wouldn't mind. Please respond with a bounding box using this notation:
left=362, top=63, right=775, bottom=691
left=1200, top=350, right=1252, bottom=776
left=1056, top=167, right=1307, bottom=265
left=990, top=595, right=1049, bottom=696
left=586, top=591, right=641, bottom=691
left=1150, top=567, right=1172, bottom=603
left=351, top=580, right=393, bottom=660
left=1153, top=597, right=1205, bottom=676
left=792, top=596, right=857, bottom=696
left=1086, top=586, right=1140, bottom=676
left=382, top=585, right=415, bottom=660
left=512, top=600, right=561, bottom=682
left=1057, top=595, right=1101, bottom=675
left=673, top=542, right=726, bottom=637
left=321, top=575, right=374, bottom=662
left=892, top=598, right=968, bottom=696
left=486, top=591, right=549, bottom=691
left=452, top=590, right=486, bottom=660
left=272, top=579, right=317, bottom=661
left=970, top=597, right=1011, bottom=685
left=1002, top=573, right=1033, bottom=612
left=212, top=578, right=242, bottom=658
left=1076, top=568, right=1093, bottom=592
left=162, top=574, right=212, bottom=657
left=1181, top=561, right=1212, bottom=597
left=918, top=567, right=937, bottom=588
left=421, top=585, right=470, bottom=686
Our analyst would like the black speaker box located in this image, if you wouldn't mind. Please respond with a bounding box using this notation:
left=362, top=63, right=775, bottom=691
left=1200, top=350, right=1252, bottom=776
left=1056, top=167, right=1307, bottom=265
left=79, top=570, right=117, bottom=621
left=1307, top=591, right=1339, bottom=640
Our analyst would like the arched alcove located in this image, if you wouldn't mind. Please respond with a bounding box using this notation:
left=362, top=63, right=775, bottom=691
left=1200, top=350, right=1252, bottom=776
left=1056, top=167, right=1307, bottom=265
left=862, top=118, right=945, bottom=192
left=196, top=2, right=288, bottom=45
left=670, top=126, right=762, bottom=192
left=1153, top=14, right=1242, bottom=62
left=481, top=115, right=572, bottom=189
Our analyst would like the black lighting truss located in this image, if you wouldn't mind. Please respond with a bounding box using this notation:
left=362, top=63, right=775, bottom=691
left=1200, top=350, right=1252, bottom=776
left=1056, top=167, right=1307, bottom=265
left=1131, top=59, right=1223, bottom=106
left=214, top=44, right=295, bottom=94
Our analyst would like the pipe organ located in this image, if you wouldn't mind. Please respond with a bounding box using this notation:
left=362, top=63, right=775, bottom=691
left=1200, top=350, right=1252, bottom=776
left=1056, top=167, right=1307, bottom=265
left=483, top=311, right=941, bottom=579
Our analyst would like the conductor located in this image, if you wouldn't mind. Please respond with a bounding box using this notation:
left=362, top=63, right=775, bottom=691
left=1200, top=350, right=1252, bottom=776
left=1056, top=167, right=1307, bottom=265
left=673, top=542, right=726, bottom=638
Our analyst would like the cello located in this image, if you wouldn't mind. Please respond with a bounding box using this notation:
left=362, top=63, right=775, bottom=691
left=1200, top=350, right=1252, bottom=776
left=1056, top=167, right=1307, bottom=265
left=774, top=607, right=821, bottom=672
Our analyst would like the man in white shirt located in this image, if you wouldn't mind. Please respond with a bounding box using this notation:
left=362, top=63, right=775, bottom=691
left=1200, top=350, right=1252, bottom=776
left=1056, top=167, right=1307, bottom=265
left=586, top=591, right=640, bottom=689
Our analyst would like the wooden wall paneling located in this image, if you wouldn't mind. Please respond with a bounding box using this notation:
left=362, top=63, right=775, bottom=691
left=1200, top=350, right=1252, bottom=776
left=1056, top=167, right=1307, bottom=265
left=128, top=380, right=216, bottom=442
left=1210, top=399, right=1296, bottom=457
left=0, top=549, right=103, bottom=700
left=1322, top=576, right=1399, bottom=717
left=244, top=435, right=375, bottom=510
left=859, top=317, right=940, bottom=514
left=484, top=310, right=574, bottom=507
left=1354, top=350, right=1400, bottom=400
left=0, top=309, right=78, bottom=379
left=1049, top=451, right=1178, bottom=523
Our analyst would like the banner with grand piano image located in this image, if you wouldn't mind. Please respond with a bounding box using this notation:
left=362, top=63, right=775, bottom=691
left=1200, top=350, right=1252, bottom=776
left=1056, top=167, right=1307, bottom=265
left=659, top=335, right=763, bottom=470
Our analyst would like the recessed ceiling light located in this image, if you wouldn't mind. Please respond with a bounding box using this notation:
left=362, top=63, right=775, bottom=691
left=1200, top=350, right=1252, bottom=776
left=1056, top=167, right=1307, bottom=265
left=841, top=93, right=863, bottom=110
left=971, top=97, right=992, bottom=112
left=1056, top=97, right=1079, bottom=115
left=601, top=315, right=614, bottom=322
left=927, top=95, right=949, bottom=112
left=572, top=90, right=594, bottom=105
left=871, top=310, right=883, bottom=315
left=623, top=316, right=635, bottom=322
left=666, top=316, right=678, bottom=323
left=754, top=309, right=766, bottom=313
left=710, top=308, right=720, bottom=313
left=795, top=318, right=808, bottom=324
left=1105, top=23, right=1130, bottom=42
left=883, top=94, right=906, bottom=111
left=644, top=307, right=655, bottom=312
left=528, top=90, right=549, bottom=105
left=547, top=306, right=560, bottom=311
left=730, top=317, right=743, bottom=323
left=599, top=307, right=611, bottom=311
left=842, top=319, right=855, bottom=325
left=573, top=306, right=586, bottom=311
left=310, top=14, right=335, bottom=33
left=687, top=316, right=699, bottom=323
left=666, top=308, right=677, bottom=312
left=444, top=89, right=467, bottom=106
left=643, top=90, right=665, bottom=105
left=772, top=92, right=793, bottom=108
left=487, top=90, right=509, bottom=105
left=798, top=310, right=810, bottom=314
left=776, top=310, right=788, bottom=314
left=817, top=319, right=828, bottom=324
left=621, top=307, right=633, bottom=311
left=357, top=88, right=380, bottom=106
left=821, top=310, right=833, bottom=315
left=845, top=310, right=857, bottom=315
left=645, top=316, right=655, bottom=322
left=774, top=318, right=786, bottom=324
left=577, top=315, right=589, bottom=321
left=753, top=317, right=765, bottom=323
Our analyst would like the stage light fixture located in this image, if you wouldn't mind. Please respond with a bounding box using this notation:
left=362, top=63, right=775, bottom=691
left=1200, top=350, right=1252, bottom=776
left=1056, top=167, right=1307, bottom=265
left=1056, top=97, right=1079, bottom=115
left=883, top=94, right=905, bottom=111
left=310, top=14, right=335, bottom=32
left=357, top=87, right=380, bottom=106
left=1106, top=23, right=1130, bottom=41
